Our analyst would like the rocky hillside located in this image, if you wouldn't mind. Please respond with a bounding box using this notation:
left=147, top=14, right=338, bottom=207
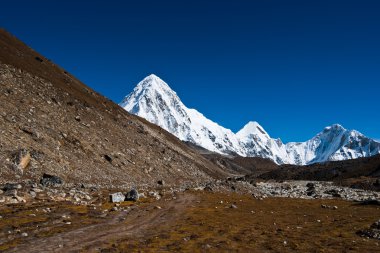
left=0, top=29, right=229, bottom=188
left=202, top=153, right=278, bottom=177
left=257, top=154, right=380, bottom=181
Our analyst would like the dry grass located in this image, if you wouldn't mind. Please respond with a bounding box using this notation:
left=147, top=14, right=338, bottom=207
left=1, top=192, right=379, bottom=252
left=0, top=202, right=98, bottom=251
left=0, top=195, right=154, bottom=251
left=114, top=192, right=380, bottom=252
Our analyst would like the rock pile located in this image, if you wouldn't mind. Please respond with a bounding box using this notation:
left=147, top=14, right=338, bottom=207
left=0, top=175, right=95, bottom=205
left=357, top=220, right=380, bottom=240
left=110, top=189, right=139, bottom=203
left=40, top=173, right=64, bottom=187
left=250, top=181, right=380, bottom=201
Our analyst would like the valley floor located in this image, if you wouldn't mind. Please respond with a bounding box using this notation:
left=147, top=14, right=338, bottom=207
left=0, top=191, right=379, bottom=252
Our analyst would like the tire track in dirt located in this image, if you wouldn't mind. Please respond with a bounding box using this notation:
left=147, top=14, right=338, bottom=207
left=8, top=194, right=196, bottom=253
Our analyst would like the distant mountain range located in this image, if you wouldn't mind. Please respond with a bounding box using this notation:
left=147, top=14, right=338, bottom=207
left=120, top=74, right=380, bottom=165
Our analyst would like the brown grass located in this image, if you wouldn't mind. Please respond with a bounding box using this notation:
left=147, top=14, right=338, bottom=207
left=1, top=192, right=379, bottom=252
left=113, top=192, right=380, bottom=252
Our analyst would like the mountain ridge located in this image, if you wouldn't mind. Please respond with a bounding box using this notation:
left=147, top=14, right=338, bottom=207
left=120, top=74, right=380, bottom=165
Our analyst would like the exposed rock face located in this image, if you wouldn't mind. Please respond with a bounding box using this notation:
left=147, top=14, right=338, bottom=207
left=0, top=29, right=228, bottom=187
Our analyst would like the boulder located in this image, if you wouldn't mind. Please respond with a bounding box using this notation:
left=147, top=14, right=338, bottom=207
left=29, top=190, right=37, bottom=198
left=12, top=149, right=31, bottom=173
left=109, top=192, right=125, bottom=203
left=4, top=189, right=18, bottom=197
left=40, top=173, right=63, bottom=187
left=324, top=189, right=341, bottom=198
left=306, top=189, right=316, bottom=196
left=321, top=204, right=338, bottom=210
left=3, top=183, right=22, bottom=191
left=306, top=182, right=316, bottom=196
left=371, top=220, right=380, bottom=230
left=204, top=185, right=213, bottom=192
left=15, top=196, right=26, bottom=203
left=125, top=189, right=139, bottom=201
left=103, top=154, right=112, bottom=163
left=148, top=191, right=161, bottom=200
left=357, top=220, right=380, bottom=239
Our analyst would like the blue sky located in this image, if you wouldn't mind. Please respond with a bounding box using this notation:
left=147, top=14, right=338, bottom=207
left=1, top=0, right=379, bottom=142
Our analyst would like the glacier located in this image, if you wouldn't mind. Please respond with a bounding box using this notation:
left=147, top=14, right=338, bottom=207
left=120, top=74, right=380, bottom=165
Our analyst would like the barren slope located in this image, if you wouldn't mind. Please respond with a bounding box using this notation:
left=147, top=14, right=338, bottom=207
left=256, top=154, right=380, bottom=191
left=0, top=29, right=228, bottom=187
left=258, top=154, right=380, bottom=181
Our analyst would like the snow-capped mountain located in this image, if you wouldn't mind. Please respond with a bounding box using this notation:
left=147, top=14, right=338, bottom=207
left=120, top=74, right=243, bottom=155
left=285, top=124, right=380, bottom=164
left=120, top=74, right=380, bottom=165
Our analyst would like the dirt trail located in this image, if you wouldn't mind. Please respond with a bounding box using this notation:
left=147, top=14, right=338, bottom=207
left=9, top=194, right=196, bottom=253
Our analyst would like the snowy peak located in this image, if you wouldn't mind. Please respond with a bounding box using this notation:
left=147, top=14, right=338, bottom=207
left=120, top=74, right=184, bottom=117
left=318, top=124, right=365, bottom=144
left=120, top=75, right=380, bottom=165
left=236, top=121, right=270, bottom=140
left=119, top=75, right=244, bottom=155
left=136, top=74, right=174, bottom=94
left=316, top=124, right=347, bottom=144
left=145, top=73, right=161, bottom=81
left=120, top=74, right=179, bottom=110
left=321, top=124, right=346, bottom=135
left=119, top=74, right=190, bottom=139
left=298, top=124, right=380, bottom=164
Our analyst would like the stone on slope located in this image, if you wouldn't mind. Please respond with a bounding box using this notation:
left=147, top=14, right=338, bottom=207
left=110, top=192, right=125, bottom=203
left=125, top=189, right=139, bottom=201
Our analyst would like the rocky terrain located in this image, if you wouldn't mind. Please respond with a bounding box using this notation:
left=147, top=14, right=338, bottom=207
left=256, top=154, right=380, bottom=191
left=197, top=147, right=380, bottom=192
left=0, top=29, right=229, bottom=189
left=1, top=29, right=380, bottom=252
left=258, top=154, right=380, bottom=181
left=0, top=186, right=379, bottom=252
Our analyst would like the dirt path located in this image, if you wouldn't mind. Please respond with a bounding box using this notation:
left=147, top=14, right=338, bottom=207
left=9, top=194, right=196, bottom=253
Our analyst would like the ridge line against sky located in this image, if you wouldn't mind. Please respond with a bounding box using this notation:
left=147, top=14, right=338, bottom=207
left=122, top=73, right=380, bottom=143
left=1, top=0, right=379, bottom=142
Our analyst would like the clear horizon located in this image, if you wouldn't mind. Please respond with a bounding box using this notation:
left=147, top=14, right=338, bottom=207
left=1, top=0, right=379, bottom=142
